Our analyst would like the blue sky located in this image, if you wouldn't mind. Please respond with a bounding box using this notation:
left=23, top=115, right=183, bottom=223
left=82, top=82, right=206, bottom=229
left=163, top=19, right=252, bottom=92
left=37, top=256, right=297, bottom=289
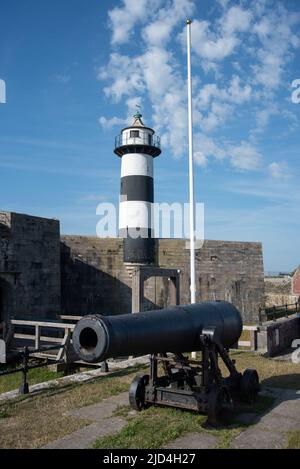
left=0, top=0, right=299, bottom=272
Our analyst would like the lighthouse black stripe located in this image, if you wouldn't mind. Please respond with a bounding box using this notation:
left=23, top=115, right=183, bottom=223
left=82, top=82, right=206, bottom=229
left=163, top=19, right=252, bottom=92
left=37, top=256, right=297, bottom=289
left=124, top=237, right=155, bottom=264
left=119, top=227, right=154, bottom=239
left=120, top=175, right=153, bottom=202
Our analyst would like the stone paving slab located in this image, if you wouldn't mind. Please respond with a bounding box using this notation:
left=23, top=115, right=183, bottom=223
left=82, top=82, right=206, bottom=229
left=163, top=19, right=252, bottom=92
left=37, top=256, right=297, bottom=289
left=42, top=391, right=130, bottom=449
left=164, top=432, right=219, bottom=449
left=256, top=413, right=300, bottom=432
left=270, top=399, right=300, bottom=420
left=232, top=428, right=287, bottom=449
left=43, top=417, right=126, bottom=449
left=231, top=387, right=300, bottom=449
left=67, top=392, right=129, bottom=421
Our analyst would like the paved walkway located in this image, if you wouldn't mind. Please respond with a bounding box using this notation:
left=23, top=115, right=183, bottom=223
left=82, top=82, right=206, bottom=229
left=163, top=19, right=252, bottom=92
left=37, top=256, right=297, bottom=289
left=43, top=392, right=130, bottom=449
left=40, top=386, right=299, bottom=449
left=231, top=387, right=300, bottom=449
left=165, top=433, right=219, bottom=449
left=166, top=387, right=300, bottom=449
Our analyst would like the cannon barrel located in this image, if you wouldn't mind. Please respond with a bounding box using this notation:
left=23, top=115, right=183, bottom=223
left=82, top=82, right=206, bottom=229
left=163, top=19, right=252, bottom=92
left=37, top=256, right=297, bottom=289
left=73, top=301, right=243, bottom=363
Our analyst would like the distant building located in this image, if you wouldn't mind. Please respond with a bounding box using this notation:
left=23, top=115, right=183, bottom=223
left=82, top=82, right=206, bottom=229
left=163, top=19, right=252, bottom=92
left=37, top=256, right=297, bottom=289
left=264, top=268, right=300, bottom=307
left=292, top=266, right=300, bottom=296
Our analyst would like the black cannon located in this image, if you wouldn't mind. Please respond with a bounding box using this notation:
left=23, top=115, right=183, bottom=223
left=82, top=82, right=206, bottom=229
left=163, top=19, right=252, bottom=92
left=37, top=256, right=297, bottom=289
left=73, top=302, right=260, bottom=425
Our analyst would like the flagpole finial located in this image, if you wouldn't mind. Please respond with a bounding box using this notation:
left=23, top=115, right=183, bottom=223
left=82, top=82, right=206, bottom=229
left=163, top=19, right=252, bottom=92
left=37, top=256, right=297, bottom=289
left=186, top=19, right=192, bottom=25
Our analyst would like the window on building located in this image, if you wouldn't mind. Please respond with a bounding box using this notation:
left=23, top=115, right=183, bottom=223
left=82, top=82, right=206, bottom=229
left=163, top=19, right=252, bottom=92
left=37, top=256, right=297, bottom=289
left=130, top=130, right=140, bottom=138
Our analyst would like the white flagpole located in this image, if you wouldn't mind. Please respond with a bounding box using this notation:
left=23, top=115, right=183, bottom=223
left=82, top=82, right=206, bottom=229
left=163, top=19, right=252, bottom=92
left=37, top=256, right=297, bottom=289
left=186, top=19, right=196, bottom=306
left=187, top=19, right=197, bottom=360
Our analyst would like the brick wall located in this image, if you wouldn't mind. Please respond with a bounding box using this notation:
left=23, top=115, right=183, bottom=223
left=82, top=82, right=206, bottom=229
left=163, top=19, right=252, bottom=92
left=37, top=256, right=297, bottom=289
left=292, top=268, right=300, bottom=296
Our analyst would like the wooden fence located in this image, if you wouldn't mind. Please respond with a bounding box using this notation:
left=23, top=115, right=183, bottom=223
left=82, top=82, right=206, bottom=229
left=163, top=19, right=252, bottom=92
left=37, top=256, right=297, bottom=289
left=10, top=319, right=77, bottom=362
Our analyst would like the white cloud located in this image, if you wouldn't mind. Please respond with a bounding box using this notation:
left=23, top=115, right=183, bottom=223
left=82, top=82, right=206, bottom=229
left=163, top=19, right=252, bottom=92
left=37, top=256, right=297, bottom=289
left=99, top=0, right=300, bottom=173
left=252, top=103, right=278, bottom=134
left=179, top=6, right=252, bottom=62
left=221, top=6, right=252, bottom=35
left=53, top=74, right=71, bottom=84
left=99, top=42, right=187, bottom=157
left=193, top=134, right=261, bottom=172
left=143, top=0, right=195, bottom=47
left=251, top=6, right=300, bottom=90
left=194, top=75, right=252, bottom=132
left=99, top=116, right=128, bottom=130
left=194, top=151, right=207, bottom=167
left=186, top=19, right=239, bottom=61
left=108, top=0, right=150, bottom=45
left=98, top=53, right=145, bottom=102
left=228, top=141, right=262, bottom=171
left=268, top=162, right=292, bottom=180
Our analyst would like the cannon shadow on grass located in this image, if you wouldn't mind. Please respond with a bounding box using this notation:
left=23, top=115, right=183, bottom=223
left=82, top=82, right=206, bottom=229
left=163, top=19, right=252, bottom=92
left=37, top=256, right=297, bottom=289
left=261, top=374, right=300, bottom=390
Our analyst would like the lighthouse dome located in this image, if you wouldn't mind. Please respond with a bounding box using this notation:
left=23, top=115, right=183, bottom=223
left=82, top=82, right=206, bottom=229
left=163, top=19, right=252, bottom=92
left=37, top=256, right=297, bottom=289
left=114, top=112, right=161, bottom=158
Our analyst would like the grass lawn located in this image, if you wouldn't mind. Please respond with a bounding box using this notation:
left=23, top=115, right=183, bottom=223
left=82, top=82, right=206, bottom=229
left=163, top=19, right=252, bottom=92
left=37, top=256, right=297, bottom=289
left=93, top=395, right=274, bottom=449
left=0, top=364, right=146, bottom=449
left=0, top=351, right=299, bottom=449
left=93, top=351, right=300, bottom=449
left=287, top=430, right=300, bottom=449
left=0, top=365, right=65, bottom=394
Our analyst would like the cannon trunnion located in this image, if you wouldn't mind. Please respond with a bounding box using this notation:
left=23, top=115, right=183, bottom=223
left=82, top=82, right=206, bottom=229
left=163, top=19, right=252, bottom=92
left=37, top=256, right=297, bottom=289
left=73, top=302, right=260, bottom=426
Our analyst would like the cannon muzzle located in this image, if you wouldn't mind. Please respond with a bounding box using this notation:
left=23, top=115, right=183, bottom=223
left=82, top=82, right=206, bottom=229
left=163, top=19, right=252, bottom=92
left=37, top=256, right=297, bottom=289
left=72, top=301, right=243, bottom=363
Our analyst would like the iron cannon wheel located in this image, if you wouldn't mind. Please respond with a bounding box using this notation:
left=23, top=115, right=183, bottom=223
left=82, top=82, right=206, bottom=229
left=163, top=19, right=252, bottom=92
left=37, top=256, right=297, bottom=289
left=206, top=385, right=232, bottom=427
left=129, top=374, right=150, bottom=411
left=240, top=368, right=260, bottom=403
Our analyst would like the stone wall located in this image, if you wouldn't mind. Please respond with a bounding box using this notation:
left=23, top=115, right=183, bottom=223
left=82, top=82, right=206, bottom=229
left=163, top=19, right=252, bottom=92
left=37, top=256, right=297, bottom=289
left=61, top=237, right=264, bottom=322
left=0, top=210, right=265, bottom=325
left=257, top=315, right=300, bottom=356
left=0, top=211, right=61, bottom=322
left=264, top=276, right=297, bottom=307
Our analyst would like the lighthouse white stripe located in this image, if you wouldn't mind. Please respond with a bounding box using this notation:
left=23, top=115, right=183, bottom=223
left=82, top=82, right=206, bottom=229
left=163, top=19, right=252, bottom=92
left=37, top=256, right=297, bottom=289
left=121, top=153, right=153, bottom=178
left=119, top=201, right=154, bottom=230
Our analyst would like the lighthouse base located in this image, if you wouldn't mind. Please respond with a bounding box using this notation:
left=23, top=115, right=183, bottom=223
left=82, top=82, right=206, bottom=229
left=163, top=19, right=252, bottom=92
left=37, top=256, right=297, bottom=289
left=123, top=236, right=156, bottom=264
left=130, top=265, right=181, bottom=313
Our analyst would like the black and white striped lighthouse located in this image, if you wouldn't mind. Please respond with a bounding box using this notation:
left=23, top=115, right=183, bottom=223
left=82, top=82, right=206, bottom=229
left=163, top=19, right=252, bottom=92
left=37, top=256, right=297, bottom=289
left=114, top=111, right=161, bottom=264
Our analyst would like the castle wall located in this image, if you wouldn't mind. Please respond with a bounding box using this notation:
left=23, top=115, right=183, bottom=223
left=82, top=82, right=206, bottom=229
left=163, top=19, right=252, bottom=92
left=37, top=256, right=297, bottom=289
left=264, top=276, right=297, bottom=307
left=0, top=210, right=265, bottom=324
left=61, top=237, right=264, bottom=322
left=0, top=211, right=61, bottom=322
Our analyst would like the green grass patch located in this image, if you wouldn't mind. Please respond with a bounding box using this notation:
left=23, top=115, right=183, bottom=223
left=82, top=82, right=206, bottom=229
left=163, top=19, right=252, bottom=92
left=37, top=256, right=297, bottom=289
left=0, top=365, right=147, bottom=449
left=0, top=407, right=11, bottom=419
left=93, top=406, right=207, bottom=449
left=287, top=430, right=300, bottom=449
left=0, top=365, right=64, bottom=394
left=113, top=404, right=132, bottom=419
left=93, top=392, right=276, bottom=450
